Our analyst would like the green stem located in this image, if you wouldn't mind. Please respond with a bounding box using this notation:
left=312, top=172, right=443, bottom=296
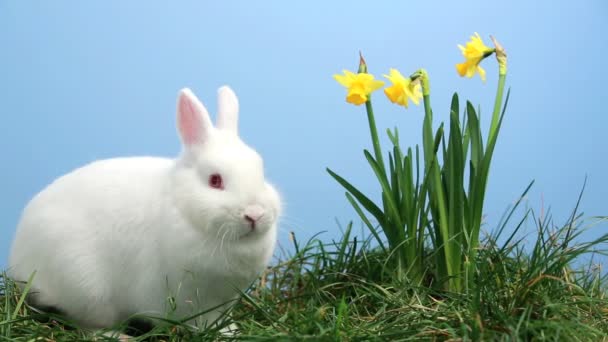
left=467, top=72, right=507, bottom=290
left=422, top=93, right=454, bottom=291
left=365, top=99, right=385, bottom=173
left=423, top=95, right=432, bottom=119
left=489, top=74, right=506, bottom=140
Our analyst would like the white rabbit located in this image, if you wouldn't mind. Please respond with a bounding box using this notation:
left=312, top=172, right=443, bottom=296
left=8, top=87, right=281, bottom=333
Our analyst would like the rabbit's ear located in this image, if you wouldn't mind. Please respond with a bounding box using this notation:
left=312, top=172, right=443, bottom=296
left=177, top=88, right=213, bottom=147
left=216, top=86, right=239, bottom=135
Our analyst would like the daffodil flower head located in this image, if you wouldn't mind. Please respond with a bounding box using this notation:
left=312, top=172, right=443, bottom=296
left=383, top=68, right=422, bottom=108
left=333, top=70, right=384, bottom=105
left=456, top=32, right=495, bottom=82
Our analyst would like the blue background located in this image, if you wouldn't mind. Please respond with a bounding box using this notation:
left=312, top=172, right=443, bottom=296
left=1, top=1, right=606, bottom=266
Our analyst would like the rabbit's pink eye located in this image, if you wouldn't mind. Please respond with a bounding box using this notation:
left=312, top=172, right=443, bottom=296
left=209, top=174, right=224, bottom=190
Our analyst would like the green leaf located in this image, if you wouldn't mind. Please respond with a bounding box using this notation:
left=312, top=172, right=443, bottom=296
left=434, top=123, right=445, bottom=155
left=466, top=101, right=483, bottom=169
left=400, top=152, right=413, bottom=218
left=426, top=156, right=453, bottom=289
left=447, top=108, right=465, bottom=277
left=388, top=151, right=401, bottom=211
left=327, top=168, right=386, bottom=227
left=364, top=150, right=404, bottom=232
left=394, top=146, right=409, bottom=223
left=450, top=92, right=460, bottom=119
left=337, top=222, right=353, bottom=267
left=495, top=180, right=535, bottom=251
left=345, top=192, right=388, bottom=253
left=387, top=127, right=399, bottom=146
left=12, top=271, right=36, bottom=320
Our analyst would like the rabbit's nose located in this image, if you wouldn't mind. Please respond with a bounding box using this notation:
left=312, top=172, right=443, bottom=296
left=244, top=205, right=265, bottom=229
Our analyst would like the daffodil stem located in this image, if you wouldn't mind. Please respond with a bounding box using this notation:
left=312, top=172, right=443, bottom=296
left=489, top=74, right=507, bottom=138
left=365, top=99, right=385, bottom=172
left=423, top=95, right=432, bottom=121
left=467, top=71, right=507, bottom=292
left=422, top=93, right=454, bottom=291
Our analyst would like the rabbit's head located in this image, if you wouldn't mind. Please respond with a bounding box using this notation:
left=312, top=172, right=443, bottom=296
left=170, top=87, right=281, bottom=242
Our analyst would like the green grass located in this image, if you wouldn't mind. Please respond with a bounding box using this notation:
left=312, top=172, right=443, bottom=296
left=2, top=202, right=608, bottom=341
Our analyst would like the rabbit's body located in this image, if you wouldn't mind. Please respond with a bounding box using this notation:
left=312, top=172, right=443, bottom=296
left=8, top=87, right=280, bottom=330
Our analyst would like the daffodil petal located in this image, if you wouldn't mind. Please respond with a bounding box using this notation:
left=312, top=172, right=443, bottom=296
left=466, top=64, right=477, bottom=78
left=343, top=70, right=356, bottom=78
left=382, top=68, right=421, bottom=109
left=477, top=65, right=486, bottom=82
left=384, top=86, right=402, bottom=104
left=347, top=91, right=367, bottom=105
left=456, top=62, right=468, bottom=77
left=333, top=74, right=352, bottom=87
left=410, top=85, right=422, bottom=105
left=391, top=68, right=404, bottom=78
left=457, top=33, right=494, bottom=81
left=368, top=79, right=385, bottom=92
left=334, top=69, right=384, bottom=106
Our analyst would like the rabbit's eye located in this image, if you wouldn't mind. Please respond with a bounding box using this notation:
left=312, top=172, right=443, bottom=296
left=209, top=173, right=224, bottom=190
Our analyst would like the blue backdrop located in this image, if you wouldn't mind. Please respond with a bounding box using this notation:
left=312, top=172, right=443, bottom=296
left=1, top=1, right=606, bottom=266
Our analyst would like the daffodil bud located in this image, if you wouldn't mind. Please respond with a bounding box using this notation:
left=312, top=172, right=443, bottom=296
left=358, top=51, right=368, bottom=74
left=490, top=35, right=507, bottom=76
left=417, top=69, right=430, bottom=97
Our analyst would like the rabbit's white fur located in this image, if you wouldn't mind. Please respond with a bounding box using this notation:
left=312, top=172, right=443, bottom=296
left=8, top=87, right=281, bottom=330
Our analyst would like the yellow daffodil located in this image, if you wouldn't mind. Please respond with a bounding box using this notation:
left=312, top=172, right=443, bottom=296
left=333, top=70, right=384, bottom=105
left=383, top=68, right=422, bottom=108
left=456, top=32, right=495, bottom=81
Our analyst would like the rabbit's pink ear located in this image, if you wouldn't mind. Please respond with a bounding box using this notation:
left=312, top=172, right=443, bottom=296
left=216, top=86, right=239, bottom=135
left=177, top=88, right=213, bottom=147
